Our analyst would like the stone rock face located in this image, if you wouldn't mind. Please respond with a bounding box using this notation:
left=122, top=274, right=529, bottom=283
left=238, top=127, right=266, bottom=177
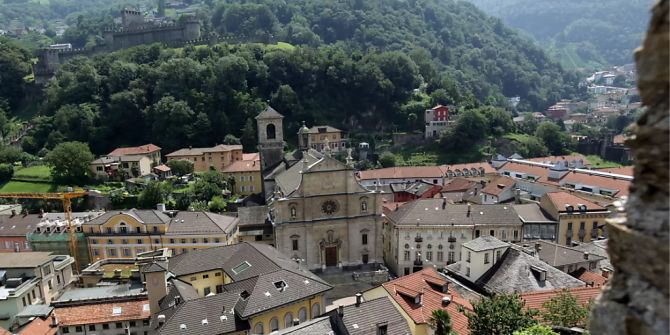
left=590, top=1, right=669, bottom=334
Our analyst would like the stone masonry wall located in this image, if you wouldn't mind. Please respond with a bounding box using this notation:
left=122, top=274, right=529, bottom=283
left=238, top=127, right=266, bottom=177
left=589, top=0, right=669, bottom=334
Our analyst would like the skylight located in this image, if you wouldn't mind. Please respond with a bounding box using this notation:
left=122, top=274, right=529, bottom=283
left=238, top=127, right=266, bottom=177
left=231, top=261, right=251, bottom=275
left=112, top=307, right=122, bottom=315
left=273, top=280, right=288, bottom=292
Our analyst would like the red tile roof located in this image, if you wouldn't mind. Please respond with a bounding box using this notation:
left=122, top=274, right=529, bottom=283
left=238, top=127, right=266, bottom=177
left=0, top=327, right=10, bottom=335
left=545, top=192, right=606, bottom=212
left=381, top=268, right=472, bottom=335
left=612, top=134, right=626, bottom=145
left=593, top=166, right=634, bottom=176
left=498, top=162, right=559, bottom=185
left=382, top=202, right=406, bottom=214
left=520, top=287, right=602, bottom=312
left=560, top=172, right=631, bottom=197
left=525, top=155, right=590, bottom=166
left=357, top=166, right=444, bottom=180
left=242, top=153, right=260, bottom=161
left=17, top=316, right=58, bottom=335
left=481, top=176, right=515, bottom=196
left=153, top=164, right=171, bottom=172
left=55, top=300, right=151, bottom=326
left=576, top=271, right=608, bottom=287
left=222, top=159, right=261, bottom=173
left=440, top=162, right=496, bottom=175
left=108, top=144, right=161, bottom=157
left=442, top=178, right=478, bottom=192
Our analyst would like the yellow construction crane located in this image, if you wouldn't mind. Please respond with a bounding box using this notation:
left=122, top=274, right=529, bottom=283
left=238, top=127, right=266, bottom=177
left=0, top=192, right=87, bottom=270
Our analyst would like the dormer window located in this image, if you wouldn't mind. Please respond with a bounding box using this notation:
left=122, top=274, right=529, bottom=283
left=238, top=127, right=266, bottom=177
left=273, top=280, right=288, bottom=292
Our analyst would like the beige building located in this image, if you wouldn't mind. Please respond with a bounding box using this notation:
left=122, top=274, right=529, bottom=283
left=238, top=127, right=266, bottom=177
left=165, top=144, right=243, bottom=173
left=382, top=199, right=523, bottom=276
left=539, top=192, right=610, bottom=246
left=222, top=153, right=262, bottom=196
left=297, top=123, right=347, bottom=153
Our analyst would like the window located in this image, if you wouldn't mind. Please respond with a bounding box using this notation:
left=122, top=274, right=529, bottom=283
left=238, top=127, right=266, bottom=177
left=466, top=267, right=470, bottom=277
left=284, top=312, right=294, bottom=328
left=190, top=276, right=196, bottom=281
left=298, top=307, right=307, bottom=322
left=292, top=239, right=299, bottom=251
left=116, top=322, right=123, bottom=329
left=153, top=226, right=159, bottom=233
left=466, top=251, right=471, bottom=263
left=122, top=239, right=128, bottom=244
left=136, top=239, right=142, bottom=244
left=377, top=324, right=389, bottom=335
left=362, top=234, right=368, bottom=245
left=107, top=239, right=113, bottom=244
left=136, top=227, right=141, bottom=233
left=181, top=239, right=186, bottom=244
left=102, top=324, right=109, bottom=330
left=89, top=325, right=96, bottom=331
left=216, top=285, right=224, bottom=294
left=62, top=327, right=70, bottom=334
left=362, top=254, right=369, bottom=264
left=475, top=230, right=480, bottom=238
left=203, top=274, right=209, bottom=279
left=130, top=321, right=136, bottom=327
left=204, top=287, right=211, bottom=295
left=484, top=253, right=490, bottom=264
left=269, top=317, right=279, bottom=331
left=215, top=238, right=220, bottom=243
left=438, top=251, right=444, bottom=262
left=496, top=250, right=502, bottom=261
left=93, top=249, right=99, bottom=256
left=426, top=251, right=433, bottom=261
left=154, top=239, right=160, bottom=244
left=192, top=238, right=197, bottom=244
left=266, top=123, right=276, bottom=140
left=108, top=248, right=117, bottom=257
left=567, top=222, right=573, bottom=230
left=170, top=239, right=175, bottom=244
left=254, top=323, right=264, bottom=334
left=404, top=251, right=410, bottom=261
left=447, top=251, right=454, bottom=263
left=513, top=230, right=519, bottom=240
left=123, top=248, right=131, bottom=257
left=204, top=238, right=209, bottom=243
left=232, top=261, right=251, bottom=274
left=107, top=227, right=112, bottom=234
left=22, top=297, right=26, bottom=307
left=312, top=303, right=321, bottom=317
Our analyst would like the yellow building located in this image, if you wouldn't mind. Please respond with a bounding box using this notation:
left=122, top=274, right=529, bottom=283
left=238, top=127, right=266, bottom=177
left=222, top=153, right=262, bottom=196
left=83, top=209, right=238, bottom=262
left=539, top=191, right=611, bottom=246
left=297, top=124, right=347, bottom=153
left=146, top=242, right=331, bottom=334
left=165, top=144, right=243, bottom=173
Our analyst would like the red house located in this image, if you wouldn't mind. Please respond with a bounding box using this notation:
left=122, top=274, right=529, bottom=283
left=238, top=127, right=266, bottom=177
left=390, top=181, right=442, bottom=202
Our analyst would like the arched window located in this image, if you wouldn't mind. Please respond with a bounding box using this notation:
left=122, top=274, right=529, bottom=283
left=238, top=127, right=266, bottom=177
left=427, top=244, right=432, bottom=249
left=269, top=317, right=279, bottom=331
left=298, top=307, right=307, bottom=322
left=438, top=244, right=443, bottom=250
left=361, top=200, right=368, bottom=212
left=290, top=205, right=297, bottom=218
left=266, top=123, right=276, bottom=140
left=254, top=322, right=264, bottom=334
left=311, top=303, right=321, bottom=318
left=404, top=243, right=410, bottom=249
left=284, top=312, right=294, bottom=328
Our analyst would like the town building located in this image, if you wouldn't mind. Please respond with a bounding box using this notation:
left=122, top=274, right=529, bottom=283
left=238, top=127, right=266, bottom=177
left=256, top=106, right=286, bottom=172
left=0, top=212, right=40, bottom=253
left=148, top=242, right=332, bottom=334
left=91, top=144, right=162, bottom=178
left=165, top=144, right=243, bottom=173
left=53, top=299, right=151, bottom=335
left=513, top=204, right=558, bottom=241
left=297, top=123, right=347, bottom=153
left=479, top=176, right=516, bottom=204
left=382, top=199, right=523, bottom=275
left=0, top=252, right=76, bottom=330
left=424, top=105, right=451, bottom=139
left=4, top=307, right=57, bottom=335
left=520, top=286, right=602, bottom=314
left=222, top=153, right=262, bottom=195
left=356, top=162, right=495, bottom=188
left=83, top=209, right=239, bottom=262
left=236, top=206, right=273, bottom=245
left=445, top=236, right=585, bottom=295
left=389, top=181, right=442, bottom=202
left=277, top=295, right=411, bottom=335
left=517, top=240, right=606, bottom=275
left=0, top=205, right=22, bottom=216
left=539, top=192, right=611, bottom=246
left=362, top=268, right=473, bottom=335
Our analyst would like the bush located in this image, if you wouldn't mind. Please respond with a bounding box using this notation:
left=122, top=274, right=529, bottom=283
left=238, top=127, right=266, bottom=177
left=0, top=164, right=13, bottom=183
left=378, top=152, right=397, bottom=168
left=166, top=159, right=194, bottom=176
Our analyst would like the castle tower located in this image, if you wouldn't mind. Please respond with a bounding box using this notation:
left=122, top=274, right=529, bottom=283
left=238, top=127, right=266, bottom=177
left=297, top=121, right=310, bottom=151
left=256, top=106, right=285, bottom=171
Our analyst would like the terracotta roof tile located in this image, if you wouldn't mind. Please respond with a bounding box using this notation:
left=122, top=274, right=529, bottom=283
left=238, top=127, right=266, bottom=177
left=381, top=268, right=471, bottom=335
left=520, top=287, right=601, bottom=312
left=575, top=270, right=608, bottom=287
left=153, top=164, right=171, bottom=172
left=593, top=166, right=634, bottom=176
left=108, top=144, right=160, bottom=157
left=545, top=192, right=605, bottom=212
left=480, top=176, right=515, bottom=196
left=440, top=162, right=496, bottom=175
left=242, top=153, right=260, bottom=161
left=16, top=316, right=58, bottom=335
left=562, top=172, right=631, bottom=197
left=222, top=159, right=261, bottom=173
left=55, top=300, right=151, bottom=326
left=525, top=155, right=590, bottom=166
left=442, top=178, right=478, bottom=192
left=357, top=166, right=444, bottom=180
left=497, top=162, right=559, bottom=185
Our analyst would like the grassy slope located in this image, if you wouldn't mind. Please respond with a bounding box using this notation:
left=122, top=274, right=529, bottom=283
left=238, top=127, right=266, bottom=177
left=0, top=181, right=57, bottom=192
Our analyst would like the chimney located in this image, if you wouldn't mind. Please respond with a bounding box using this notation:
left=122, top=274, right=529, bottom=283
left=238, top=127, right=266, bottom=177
left=157, top=203, right=166, bottom=212
left=442, top=282, right=449, bottom=293
left=355, top=292, right=362, bottom=307
left=50, top=315, right=58, bottom=327
left=293, top=318, right=300, bottom=326
left=583, top=252, right=590, bottom=260
left=338, top=305, right=344, bottom=317
left=442, top=295, right=451, bottom=306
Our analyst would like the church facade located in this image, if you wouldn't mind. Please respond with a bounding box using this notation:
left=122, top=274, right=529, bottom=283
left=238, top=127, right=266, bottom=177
left=256, top=106, right=384, bottom=271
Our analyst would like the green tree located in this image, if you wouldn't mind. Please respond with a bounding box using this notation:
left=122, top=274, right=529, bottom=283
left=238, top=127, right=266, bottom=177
left=193, top=179, right=222, bottom=202
left=241, top=118, right=257, bottom=152
left=138, top=181, right=164, bottom=209
left=480, top=106, right=514, bottom=136
left=429, top=309, right=455, bottom=335
left=208, top=195, right=227, bottom=213
left=0, top=37, right=31, bottom=108
left=541, top=290, right=591, bottom=328
left=519, top=113, right=539, bottom=134
left=463, top=294, right=538, bottom=335
left=144, top=96, right=195, bottom=153
left=223, top=134, right=241, bottom=145
left=166, top=160, right=194, bottom=177
left=46, top=141, right=94, bottom=185
left=378, top=152, right=397, bottom=168
left=535, top=122, right=570, bottom=155
left=53, top=103, right=98, bottom=142
left=513, top=325, right=559, bottom=335
left=0, top=164, right=13, bottom=183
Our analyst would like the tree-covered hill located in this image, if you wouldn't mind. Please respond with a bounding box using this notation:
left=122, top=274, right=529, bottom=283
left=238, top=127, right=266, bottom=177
left=466, top=0, right=652, bottom=69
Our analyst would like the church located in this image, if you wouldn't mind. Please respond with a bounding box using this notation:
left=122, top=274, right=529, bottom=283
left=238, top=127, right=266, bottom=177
left=255, top=106, right=384, bottom=271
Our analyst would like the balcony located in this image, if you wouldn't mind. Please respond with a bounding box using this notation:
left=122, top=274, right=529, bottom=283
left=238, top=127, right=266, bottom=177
left=415, top=236, right=423, bottom=242
left=414, top=259, right=423, bottom=266
left=447, top=236, right=457, bottom=243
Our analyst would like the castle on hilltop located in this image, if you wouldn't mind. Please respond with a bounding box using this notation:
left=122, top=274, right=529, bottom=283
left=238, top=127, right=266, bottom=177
left=33, top=8, right=202, bottom=84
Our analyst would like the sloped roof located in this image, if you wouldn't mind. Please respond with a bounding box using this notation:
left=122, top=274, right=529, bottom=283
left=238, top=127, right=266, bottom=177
left=544, top=192, right=606, bottom=213
left=593, top=166, right=634, bottom=176
left=453, top=247, right=586, bottom=294
left=0, top=252, right=54, bottom=268
left=108, top=144, right=161, bottom=157
left=386, top=199, right=522, bottom=227
left=390, top=181, right=438, bottom=196
left=55, top=300, right=151, bottom=326
left=381, top=268, right=472, bottom=335
left=274, top=315, right=336, bottom=334
left=442, top=178, right=478, bottom=193
left=14, top=315, right=58, bottom=335
left=154, top=292, right=247, bottom=335
left=480, top=176, right=515, bottom=196
left=0, top=213, right=42, bottom=236
left=166, top=211, right=238, bottom=235
left=462, top=236, right=509, bottom=252
left=525, top=155, right=590, bottom=166
left=357, top=166, right=444, bottom=181
left=275, top=151, right=321, bottom=195
left=305, top=125, right=342, bottom=134
left=573, top=269, right=608, bottom=287
left=165, top=144, right=242, bottom=157
left=520, top=287, right=601, bottom=312
left=497, top=162, right=559, bottom=185
left=84, top=209, right=171, bottom=226
left=529, top=240, right=605, bottom=267
left=255, top=106, right=284, bottom=120
left=339, top=296, right=412, bottom=335
left=222, top=159, right=260, bottom=173
left=561, top=172, right=631, bottom=197
left=513, top=204, right=556, bottom=223
left=440, top=162, right=496, bottom=175
left=153, top=164, right=171, bottom=172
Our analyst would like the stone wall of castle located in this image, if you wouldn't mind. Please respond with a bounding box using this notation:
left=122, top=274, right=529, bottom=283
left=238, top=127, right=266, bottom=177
left=590, top=1, right=669, bottom=334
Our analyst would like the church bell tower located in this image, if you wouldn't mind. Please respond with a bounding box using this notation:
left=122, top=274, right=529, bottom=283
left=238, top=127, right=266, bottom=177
left=256, top=106, right=285, bottom=171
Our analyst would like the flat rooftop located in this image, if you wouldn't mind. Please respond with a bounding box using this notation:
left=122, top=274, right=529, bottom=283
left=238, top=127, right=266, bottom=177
left=0, top=252, right=54, bottom=268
